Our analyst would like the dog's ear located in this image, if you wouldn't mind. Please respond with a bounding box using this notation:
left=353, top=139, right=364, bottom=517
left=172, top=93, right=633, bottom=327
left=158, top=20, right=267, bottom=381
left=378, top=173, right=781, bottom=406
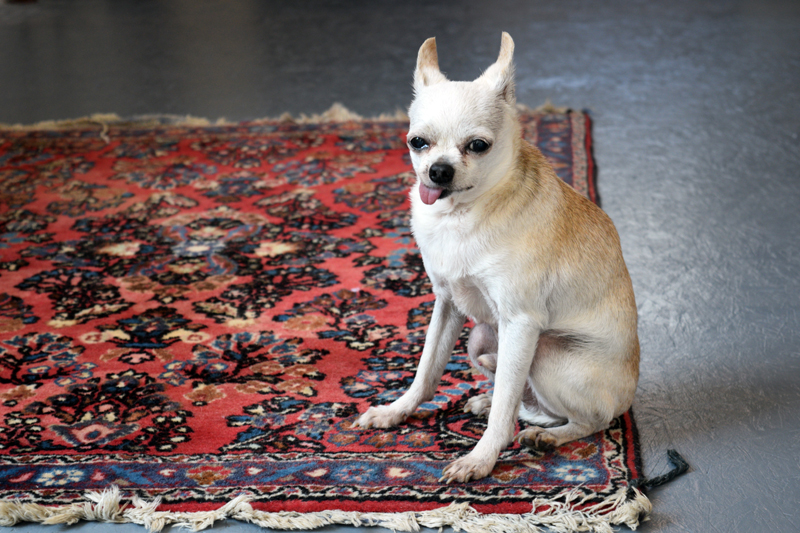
left=478, top=32, right=516, bottom=104
left=414, top=37, right=448, bottom=92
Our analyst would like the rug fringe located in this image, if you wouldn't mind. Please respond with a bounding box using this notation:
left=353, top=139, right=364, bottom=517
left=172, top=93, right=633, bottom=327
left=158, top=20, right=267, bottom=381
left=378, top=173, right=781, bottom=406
left=0, top=104, right=409, bottom=131
left=280, top=102, right=409, bottom=124
left=520, top=99, right=572, bottom=114
left=0, top=101, right=572, bottom=131
left=0, top=484, right=650, bottom=532
left=0, top=113, right=218, bottom=131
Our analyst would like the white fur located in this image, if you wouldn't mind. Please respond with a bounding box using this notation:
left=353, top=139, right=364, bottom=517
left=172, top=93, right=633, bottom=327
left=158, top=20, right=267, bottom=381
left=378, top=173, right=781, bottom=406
left=357, top=33, right=639, bottom=484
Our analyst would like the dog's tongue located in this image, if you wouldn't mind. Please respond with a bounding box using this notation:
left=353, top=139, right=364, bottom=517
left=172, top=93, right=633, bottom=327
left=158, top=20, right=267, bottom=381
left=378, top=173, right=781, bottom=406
left=419, top=183, right=443, bottom=205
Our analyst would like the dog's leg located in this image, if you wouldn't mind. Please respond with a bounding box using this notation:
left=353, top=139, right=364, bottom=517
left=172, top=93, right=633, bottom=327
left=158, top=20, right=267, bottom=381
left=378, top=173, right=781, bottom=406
left=357, top=297, right=464, bottom=429
left=463, top=323, right=498, bottom=417
left=468, top=347, right=564, bottom=426
left=442, top=318, right=540, bottom=483
left=467, top=323, right=498, bottom=378
left=515, top=420, right=605, bottom=450
left=515, top=335, right=618, bottom=450
left=518, top=404, right=564, bottom=428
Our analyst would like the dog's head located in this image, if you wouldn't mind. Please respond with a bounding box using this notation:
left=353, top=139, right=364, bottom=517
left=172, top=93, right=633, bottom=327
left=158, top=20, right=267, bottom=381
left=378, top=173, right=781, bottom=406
left=407, top=32, right=519, bottom=207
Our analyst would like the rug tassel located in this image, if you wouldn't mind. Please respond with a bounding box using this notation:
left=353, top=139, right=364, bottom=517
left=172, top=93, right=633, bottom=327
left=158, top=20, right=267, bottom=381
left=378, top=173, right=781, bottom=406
left=0, top=487, right=128, bottom=527
left=632, top=449, right=690, bottom=490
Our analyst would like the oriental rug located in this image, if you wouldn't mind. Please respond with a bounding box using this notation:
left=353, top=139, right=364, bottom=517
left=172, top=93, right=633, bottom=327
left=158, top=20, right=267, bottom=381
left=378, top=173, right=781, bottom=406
left=0, top=105, right=651, bottom=532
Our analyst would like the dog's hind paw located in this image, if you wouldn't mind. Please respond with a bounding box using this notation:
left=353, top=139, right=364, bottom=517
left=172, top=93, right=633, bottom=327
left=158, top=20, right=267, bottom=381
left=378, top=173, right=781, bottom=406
left=463, top=393, right=492, bottom=417
left=514, top=427, right=558, bottom=451
left=356, top=405, right=409, bottom=429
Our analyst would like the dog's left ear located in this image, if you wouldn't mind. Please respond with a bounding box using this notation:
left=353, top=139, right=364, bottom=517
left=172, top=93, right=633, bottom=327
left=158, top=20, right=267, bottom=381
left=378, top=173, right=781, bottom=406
left=478, top=32, right=516, bottom=104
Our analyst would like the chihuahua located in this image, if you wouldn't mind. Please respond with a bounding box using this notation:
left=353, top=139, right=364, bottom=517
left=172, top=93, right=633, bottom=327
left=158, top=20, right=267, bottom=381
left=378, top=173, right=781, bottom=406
left=357, top=33, right=639, bottom=484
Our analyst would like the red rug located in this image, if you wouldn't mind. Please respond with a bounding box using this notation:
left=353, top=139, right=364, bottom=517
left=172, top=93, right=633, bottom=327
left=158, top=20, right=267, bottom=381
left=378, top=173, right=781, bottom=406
left=0, top=107, right=650, bottom=531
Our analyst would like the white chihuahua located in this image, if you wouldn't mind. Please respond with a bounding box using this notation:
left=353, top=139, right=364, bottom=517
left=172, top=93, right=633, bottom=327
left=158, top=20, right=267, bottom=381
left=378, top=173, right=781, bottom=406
left=357, top=33, right=639, bottom=484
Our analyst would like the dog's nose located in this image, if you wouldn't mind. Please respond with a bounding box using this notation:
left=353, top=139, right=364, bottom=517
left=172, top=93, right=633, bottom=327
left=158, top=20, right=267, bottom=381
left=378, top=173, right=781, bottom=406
left=429, top=163, right=455, bottom=185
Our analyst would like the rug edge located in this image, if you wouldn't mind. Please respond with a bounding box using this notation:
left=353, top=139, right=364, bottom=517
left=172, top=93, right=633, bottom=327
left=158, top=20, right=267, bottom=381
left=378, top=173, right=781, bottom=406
left=0, top=102, right=573, bottom=130
left=0, top=484, right=651, bottom=533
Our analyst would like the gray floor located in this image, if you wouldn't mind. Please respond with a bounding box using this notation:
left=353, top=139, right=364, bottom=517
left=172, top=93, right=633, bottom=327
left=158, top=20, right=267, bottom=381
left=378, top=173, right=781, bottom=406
left=2, top=1, right=799, bottom=532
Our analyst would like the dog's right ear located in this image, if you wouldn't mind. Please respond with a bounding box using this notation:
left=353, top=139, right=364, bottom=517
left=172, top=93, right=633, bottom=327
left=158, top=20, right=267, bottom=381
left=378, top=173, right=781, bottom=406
left=414, top=37, right=448, bottom=93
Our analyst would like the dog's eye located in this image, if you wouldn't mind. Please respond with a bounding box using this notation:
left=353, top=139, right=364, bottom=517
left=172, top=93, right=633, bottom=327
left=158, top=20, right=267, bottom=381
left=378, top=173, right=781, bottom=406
left=468, top=139, right=490, bottom=153
left=408, top=137, right=428, bottom=150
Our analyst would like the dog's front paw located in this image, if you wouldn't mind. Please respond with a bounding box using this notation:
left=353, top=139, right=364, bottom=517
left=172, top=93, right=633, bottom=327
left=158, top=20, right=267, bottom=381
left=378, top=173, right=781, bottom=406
left=515, top=427, right=558, bottom=451
left=463, top=393, right=492, bottom=417
left=356, top=405, right=409, bottom=429
left=440, top=451, right=497, bottom=484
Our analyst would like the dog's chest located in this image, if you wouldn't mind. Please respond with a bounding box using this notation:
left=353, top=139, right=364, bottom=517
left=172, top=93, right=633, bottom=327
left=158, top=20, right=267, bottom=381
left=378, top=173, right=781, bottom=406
left=414, top=214, right=499, bottom=324
left=447, top=276, right=497, bottom=324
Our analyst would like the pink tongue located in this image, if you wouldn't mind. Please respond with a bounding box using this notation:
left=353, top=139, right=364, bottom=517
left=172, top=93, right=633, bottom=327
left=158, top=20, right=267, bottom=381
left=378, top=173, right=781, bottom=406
left=419, top=183, right=443, bottom=205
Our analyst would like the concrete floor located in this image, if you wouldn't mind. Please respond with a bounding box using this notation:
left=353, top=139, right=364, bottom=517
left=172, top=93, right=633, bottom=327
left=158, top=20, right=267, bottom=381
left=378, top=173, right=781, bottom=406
left=2, top=1, right=799, bottom=532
